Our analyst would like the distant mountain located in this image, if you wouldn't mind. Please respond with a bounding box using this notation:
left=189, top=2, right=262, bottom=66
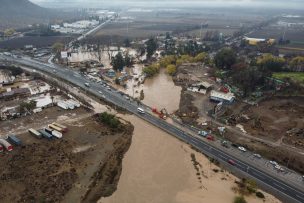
left=0, top=0, right=58, bottom=30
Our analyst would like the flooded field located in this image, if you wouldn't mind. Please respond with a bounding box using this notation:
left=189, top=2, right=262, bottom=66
left=99, top=115, right=281, bottom=203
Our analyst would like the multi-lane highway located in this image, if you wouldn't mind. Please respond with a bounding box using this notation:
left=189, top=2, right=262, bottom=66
left=1, top=54, right=304, bottom=203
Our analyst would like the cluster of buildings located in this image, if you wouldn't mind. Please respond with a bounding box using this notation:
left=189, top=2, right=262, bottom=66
left=51, top=20, right=99, bottom=34
left=187, top=80, right=235, bottom=104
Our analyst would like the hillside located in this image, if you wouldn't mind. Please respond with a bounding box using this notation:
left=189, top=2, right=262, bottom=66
left=0, top=0, right=59, bottom=30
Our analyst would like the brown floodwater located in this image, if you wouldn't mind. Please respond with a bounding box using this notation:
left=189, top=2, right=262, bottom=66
left=99, top=115, right=281, bottom=203
left=119, top=68, right=181, bottom=114
left=99, top=115, right=201, bottom=203
left=142, top=69, right=181, bottom=114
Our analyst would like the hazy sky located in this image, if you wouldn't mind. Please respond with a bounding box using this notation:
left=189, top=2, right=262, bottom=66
left=30, top=0, right=304, bottom=9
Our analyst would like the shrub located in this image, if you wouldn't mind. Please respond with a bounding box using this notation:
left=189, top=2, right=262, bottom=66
left=97, top=112, right=121, bottom=129
left=246, top=179, right=257, bottom=194
left=143, top=63, right=160, bottom=77
left=159, top=55, right=176, bottom=67
left=233, top=196, right=247, bottom=203
left=194, top=52, right=209, bottom=63
left=256, top=191, right=265, bottom=199
left=166, top=64, right=177, bottom=75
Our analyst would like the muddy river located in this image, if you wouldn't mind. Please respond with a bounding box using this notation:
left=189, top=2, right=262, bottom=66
left=99, top=115, right=280, bottom=203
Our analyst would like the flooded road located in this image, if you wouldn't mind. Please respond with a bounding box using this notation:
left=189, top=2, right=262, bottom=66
left=99, top=115, right=280, bottom=203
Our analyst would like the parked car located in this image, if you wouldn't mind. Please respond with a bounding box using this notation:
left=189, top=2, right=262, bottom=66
left=206, top=135, right=215, bottom=141
left=238, top=146, right=247, bottom=152
left=269, top=160, right=278, bottom=166
left=198, top=130, right=208, bottom=137
left=231, top=143, right=239, bottom=148
left=221, top=140, right=230, bottom=148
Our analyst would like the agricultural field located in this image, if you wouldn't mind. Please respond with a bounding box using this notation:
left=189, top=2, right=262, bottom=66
left=273, top=72, right=304, bottom=84
left=92, top=8, right=267, bottom=42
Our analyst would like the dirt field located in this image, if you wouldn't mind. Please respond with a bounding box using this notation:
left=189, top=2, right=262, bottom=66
left=237, top=96, right=304, bottom=148
left=173, top=63, right=219, bottom=124
left=0, top=113, right=133, bottom=203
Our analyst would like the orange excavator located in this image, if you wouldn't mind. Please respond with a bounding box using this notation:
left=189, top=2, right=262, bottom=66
left=152, top=107, right=168, bottom=120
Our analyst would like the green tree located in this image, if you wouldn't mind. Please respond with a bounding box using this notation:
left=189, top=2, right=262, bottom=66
left=143, top=63, right=160, bottom=77
left=146, top=37, right=158, bottom=59
left=214, top=48, right=236, bottom=69
left=257, top=54, right=285, bottom=72
left=115, top=78, right=120, bottom=85
left=232, top=66, right=265, bottom=97
left=159, top=55, right=176, bottom=67
left=4, top=28, right=15, bottom=38
left=176, top=58, right=184, bottom=66
left=124, top=38, right=131, bottom=47
left=19, top=100, right=37, bottom=113
left=124, top=54, right=134, bottom=67
left=111, top=52, right=125, bottom=71
left=166, top=64, right=177, bottom=75
left=52, top=42, right=64, bottom=54
left=289, top=56, right=304, bottom=72
left=194, top=52, right=209, bottom=63
left=139, top=90, right=144, bottom=100
left=256, top=191, right=265, bottom=199
left=233, top=196, right=247, bottom=203
left=180, top=55, right=194, bottom=63
left=97, top=112, right=121, bottom=129
left=246, top=179, right=257, bottom=193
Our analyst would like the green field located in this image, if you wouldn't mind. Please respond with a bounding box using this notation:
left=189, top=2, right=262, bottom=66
left=273, top=72, right=304, bottom=84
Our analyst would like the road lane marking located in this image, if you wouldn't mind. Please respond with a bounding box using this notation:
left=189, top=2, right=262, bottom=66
left=272, top=182, right=286, bottom=191
left=251, top=171, right=265, bottom=180
left=296, top=194, right=304, bottom=201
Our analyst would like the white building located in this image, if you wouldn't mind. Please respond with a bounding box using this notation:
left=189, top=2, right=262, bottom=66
left=210, top=90, right=235, bottom=104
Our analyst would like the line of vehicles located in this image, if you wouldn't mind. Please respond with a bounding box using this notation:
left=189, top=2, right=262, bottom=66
left=1, top=122, right=69, bottom=153
left=28, top=122, right=67, bottom=140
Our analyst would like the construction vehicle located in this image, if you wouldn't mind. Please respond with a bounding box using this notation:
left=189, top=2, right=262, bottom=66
left=152, top=107, right=168, bottom=120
